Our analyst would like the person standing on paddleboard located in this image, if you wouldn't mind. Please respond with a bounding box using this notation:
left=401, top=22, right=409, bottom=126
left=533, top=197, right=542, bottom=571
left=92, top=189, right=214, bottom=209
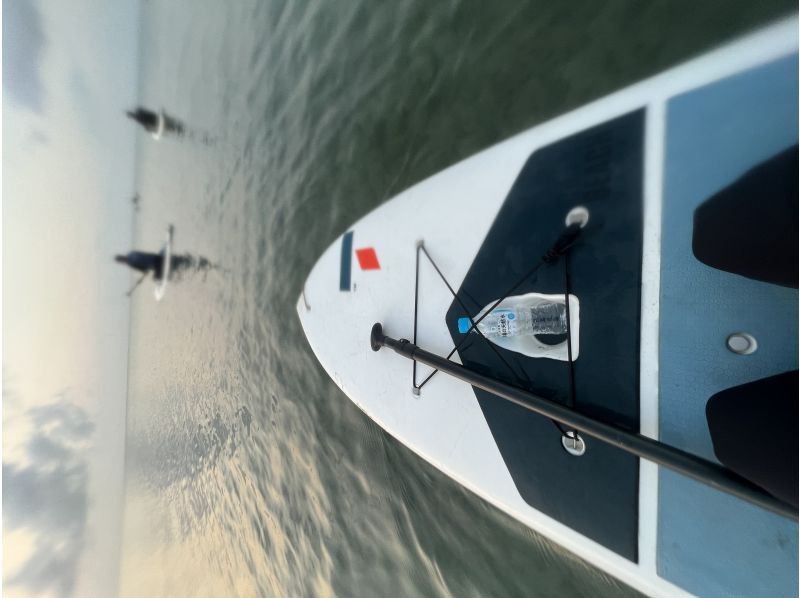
left=116, top=251, right=168, bottom=279
left=116, top=250, right=171, bottom=296
left=126, top=107, right=160, bottom=134
left=126, top=106, right=185, bottom=136
left=116, top=248, right=191, bottom=297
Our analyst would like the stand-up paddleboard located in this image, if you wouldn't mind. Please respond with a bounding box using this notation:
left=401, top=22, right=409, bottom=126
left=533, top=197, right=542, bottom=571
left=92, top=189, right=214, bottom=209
left=151, top=110, right=166, bottom=140
left=154, top=225, right=173, bottom=301
left=298, top=19, right=798, bottom=597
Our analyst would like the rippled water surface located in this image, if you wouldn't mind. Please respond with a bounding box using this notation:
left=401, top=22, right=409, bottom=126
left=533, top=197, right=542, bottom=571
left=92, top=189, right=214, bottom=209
left=119, top=2, right=793, bottom=596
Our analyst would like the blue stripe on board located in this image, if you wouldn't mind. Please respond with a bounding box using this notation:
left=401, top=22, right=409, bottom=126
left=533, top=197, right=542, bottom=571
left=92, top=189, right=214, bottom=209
left=658, top=54, right=798, bottom=598
left=340, top=231, right=353, bottom=291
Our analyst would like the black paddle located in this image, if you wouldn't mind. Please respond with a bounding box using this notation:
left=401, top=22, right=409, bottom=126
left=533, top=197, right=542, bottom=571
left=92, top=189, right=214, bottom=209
left=125, top=272, right=148, bottom=297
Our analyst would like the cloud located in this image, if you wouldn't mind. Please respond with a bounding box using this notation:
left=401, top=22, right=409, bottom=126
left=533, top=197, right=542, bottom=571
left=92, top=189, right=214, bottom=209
left=3, top=0, right=47, bottom=112
left=29, top=130, right=49, bottom=146
left=3, top=397, right=94, bottom=597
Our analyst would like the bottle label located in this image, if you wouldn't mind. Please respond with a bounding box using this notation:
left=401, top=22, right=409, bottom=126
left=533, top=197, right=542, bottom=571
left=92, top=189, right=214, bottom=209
left=530, top=303, right=567, bottom=334
left=495, top=309, right=514, bottom=337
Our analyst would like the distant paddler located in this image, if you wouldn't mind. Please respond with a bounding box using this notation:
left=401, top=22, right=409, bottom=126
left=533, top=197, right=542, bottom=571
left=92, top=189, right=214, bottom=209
left=116, top=226, right=184, bottom=298
left=125, top=106, right=185, bottom=139
left=116, top=226, right=216, bottom=299
left=117, top=251, right=185, bottom=297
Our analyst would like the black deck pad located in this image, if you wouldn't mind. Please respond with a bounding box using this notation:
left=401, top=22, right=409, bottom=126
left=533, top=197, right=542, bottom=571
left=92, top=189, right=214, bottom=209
left=446, top=110, right=644, bottom=561
left=706, top=370, right=799, bottom=508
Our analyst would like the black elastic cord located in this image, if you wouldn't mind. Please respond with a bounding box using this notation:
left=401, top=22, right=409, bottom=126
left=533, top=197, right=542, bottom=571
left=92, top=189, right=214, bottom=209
left=410, top=223, right=583, bottom=437
left=450, top=222, right=583, bottom=353
left=543, top=222, right=582, bottom=264
left=562, top=248, right=579, bottom=440
left=412, top=223, right=581, bottom=391
left=413, top=241, right=550, bottom=391
left=413, top=244, right=531, bottom=391
left=412, top=241, right=568, bottom=436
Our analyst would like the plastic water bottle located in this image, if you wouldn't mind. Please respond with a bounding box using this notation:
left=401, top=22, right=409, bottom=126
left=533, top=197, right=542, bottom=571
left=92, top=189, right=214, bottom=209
left=458, top=302, right=568, bottom=338
left=454, top=292, right=579, bottom=360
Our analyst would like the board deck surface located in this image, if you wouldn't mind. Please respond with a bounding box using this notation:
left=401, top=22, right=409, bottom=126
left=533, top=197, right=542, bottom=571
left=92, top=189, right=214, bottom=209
left=297, top=18, right=798, bottom=597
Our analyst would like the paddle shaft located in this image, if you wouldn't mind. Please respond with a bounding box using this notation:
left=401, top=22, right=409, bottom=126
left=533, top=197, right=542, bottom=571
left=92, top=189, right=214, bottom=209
left=370, top=323, right=797, bottom=520
left=125, top=272, right=148, bottom=297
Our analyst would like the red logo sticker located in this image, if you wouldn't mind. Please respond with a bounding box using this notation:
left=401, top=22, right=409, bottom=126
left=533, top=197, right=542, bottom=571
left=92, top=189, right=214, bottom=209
left=355, top=247, right=380, bottom=270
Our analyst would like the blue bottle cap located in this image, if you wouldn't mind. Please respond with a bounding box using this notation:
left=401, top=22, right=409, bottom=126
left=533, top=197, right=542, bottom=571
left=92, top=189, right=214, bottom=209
left=458, top=317, right=472, bottom=333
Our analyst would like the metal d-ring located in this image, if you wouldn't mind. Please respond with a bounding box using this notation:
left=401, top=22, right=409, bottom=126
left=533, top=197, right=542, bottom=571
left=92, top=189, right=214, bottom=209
left=565, top=206, right=590, bottom=229
left=561, top=430, right=586, bottom=456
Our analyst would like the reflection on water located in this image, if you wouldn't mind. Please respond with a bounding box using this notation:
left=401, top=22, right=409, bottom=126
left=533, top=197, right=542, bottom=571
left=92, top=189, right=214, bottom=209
left=169, top=253, right=216, bottom=282
left=127, top=405, right=252, bottom=492
left=161, top=113, right=185, bottom=136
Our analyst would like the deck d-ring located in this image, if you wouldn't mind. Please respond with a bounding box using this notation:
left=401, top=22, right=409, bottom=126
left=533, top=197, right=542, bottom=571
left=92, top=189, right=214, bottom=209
left=561, top=430, right=586, bottom=456
left=565, top=206, right=590, bottom=228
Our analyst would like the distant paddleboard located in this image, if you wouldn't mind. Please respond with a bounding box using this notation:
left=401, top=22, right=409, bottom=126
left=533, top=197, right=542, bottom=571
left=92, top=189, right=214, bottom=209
left=151, top=110, right=166, bottom=140
left=154, top=225, right=173, bottom=301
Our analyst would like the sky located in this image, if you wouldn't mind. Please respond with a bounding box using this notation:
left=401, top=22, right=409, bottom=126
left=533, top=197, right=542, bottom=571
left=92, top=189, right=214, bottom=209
left=3, top=1, right=141, bottom=596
